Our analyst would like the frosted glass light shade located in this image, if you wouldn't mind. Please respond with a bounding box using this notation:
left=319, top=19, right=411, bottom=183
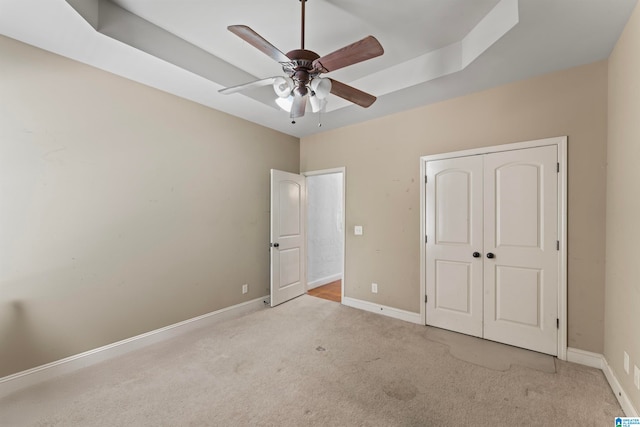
left=273, top=76, right=294, bottom=98
left=310, top=95, right=327, bottom=113
left=311, top=77, right=332, bottom=99
left=276, top=95, right=294, bottom=112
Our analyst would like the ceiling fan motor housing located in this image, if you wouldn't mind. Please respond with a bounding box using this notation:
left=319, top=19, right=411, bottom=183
left=284, top=49, right=321, bottom=90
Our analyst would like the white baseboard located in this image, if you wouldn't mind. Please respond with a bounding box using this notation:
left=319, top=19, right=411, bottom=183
left=566, top=347, right=638, bottom=416
left=0, top=296, right=268, bottom=400
left=307, top=273, right=342, bottom=290
left=602, top=357, right=639, bottom=417
left=342, top=296, right=421, bottom=325
left=566, top=347, right=604, bottom=369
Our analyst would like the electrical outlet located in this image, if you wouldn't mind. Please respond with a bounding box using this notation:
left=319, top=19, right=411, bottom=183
left=371, top=283, right=378, bottom=293
left=634, top=365, right=640, bottom=390
left=624, top=351, right=630, bottom=374
left=242, top=284, right=248, bottom=294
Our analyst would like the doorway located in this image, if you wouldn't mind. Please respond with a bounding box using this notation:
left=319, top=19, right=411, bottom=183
left=420, top=137, right=568, bottom=358
left=305, top=168, right=345, bottom=303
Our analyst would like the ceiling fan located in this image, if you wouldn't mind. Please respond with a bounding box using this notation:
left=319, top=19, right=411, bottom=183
left=218, top=0, right=384, bottom=121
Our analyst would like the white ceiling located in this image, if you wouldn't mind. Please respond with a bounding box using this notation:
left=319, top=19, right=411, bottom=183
left=0, top=0, right=637, bottom=138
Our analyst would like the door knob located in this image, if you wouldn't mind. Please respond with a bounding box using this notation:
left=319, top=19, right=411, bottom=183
left=473, top=252, right=481, bottom=258
left=272, top=243, right=279, bottom=248
left=486, top=252, right=495, bottom=259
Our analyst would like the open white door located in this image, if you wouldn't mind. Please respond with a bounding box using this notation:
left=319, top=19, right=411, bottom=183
left=270, top=169, right=306, bottom=307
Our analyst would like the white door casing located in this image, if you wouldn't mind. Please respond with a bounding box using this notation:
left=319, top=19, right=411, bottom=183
left=270, top=169, right=306, bottom=307
left=421, top=137, right=566, bottom=357
left=426, top=155, right=484, bottom=338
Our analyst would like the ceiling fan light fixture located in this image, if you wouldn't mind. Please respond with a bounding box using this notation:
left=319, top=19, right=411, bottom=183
left=276, top=95, right=294, bottom=112
left=221, top=0, right=383, bottom=121
left=311, top=77, right=332, bottom=99
left=310, top=95, right=327, bottom=113
left=273, top=76, right=294, bottom=98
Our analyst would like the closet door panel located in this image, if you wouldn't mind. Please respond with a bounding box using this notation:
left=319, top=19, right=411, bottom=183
left=426, top=156, right=483, bottom=337
left=483, top=146, right=558, bottom=355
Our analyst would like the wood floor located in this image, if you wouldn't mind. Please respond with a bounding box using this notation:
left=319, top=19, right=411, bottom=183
left=307, top=280, right=341, bottom=303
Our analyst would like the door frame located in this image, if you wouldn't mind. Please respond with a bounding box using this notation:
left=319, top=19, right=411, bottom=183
left=303, top=167, right=347, bottom=302
left=419, top=136, right=568, bottom=360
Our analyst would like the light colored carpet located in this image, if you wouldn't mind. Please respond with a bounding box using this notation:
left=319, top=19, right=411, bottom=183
left=0, top=295, right=622, bottom=426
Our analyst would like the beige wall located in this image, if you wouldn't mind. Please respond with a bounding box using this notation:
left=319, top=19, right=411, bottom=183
left=606, top=2, right=640, bottom=412
left=302, top=60, right=608, bottom=353
left=0, top=36, right=299, bottom=378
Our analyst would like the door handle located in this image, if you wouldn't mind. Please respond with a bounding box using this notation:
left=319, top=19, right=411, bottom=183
left=472, top=252, right=481, bottom=258
left=486, top=252, right=495, bottom=259
left=271, top=243, right=279, bottom=248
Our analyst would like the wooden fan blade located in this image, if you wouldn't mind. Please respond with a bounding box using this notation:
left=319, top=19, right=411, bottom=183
left=218, top=77, right=278, bottom=95
left=313, top=36, right=384, bottom=73
left=290, top=95, right=308, bottom=119
left=228, top=25, right=290, bottom=63
left=329, top=79, right=376, bottom=108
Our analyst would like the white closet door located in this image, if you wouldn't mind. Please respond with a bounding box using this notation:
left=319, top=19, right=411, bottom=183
left=483, top=146, right=558, bottom=355
left=426, top=156, right=484, bottom=337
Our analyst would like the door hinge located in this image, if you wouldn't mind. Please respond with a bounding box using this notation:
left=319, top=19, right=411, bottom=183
left=425, top=295, right=428, bottom=303
left=557, top=240, right=560, bottom=251
left=557, top=162, right=560, bottom=173
left=425, top=175, right=428, bottom=184
left=425, top=235, right=428, bottom=243
left=557, top=318, right=560, bottom=329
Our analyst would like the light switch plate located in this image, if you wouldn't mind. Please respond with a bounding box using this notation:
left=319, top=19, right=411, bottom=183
left=354, top=225, right=363, bottom=235
left=624, top=351, right=630, bottom=374
left=634, top=365, right=640, bottom=389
